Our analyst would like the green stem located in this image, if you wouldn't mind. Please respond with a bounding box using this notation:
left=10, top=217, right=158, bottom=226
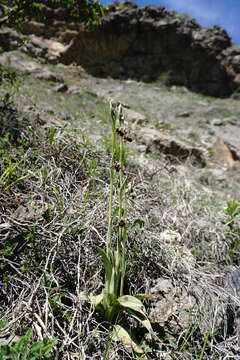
left=199, top=331, right=212, bottom=360
left=107, top=102, right=116, bottom=257
left=120, top=226, right=127, bottom=296
left=117, top=104, right=127, bottom=297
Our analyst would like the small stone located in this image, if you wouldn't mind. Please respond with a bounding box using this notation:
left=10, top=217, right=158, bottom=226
left=123, top=108, right=146, bottom=127
left=211, top=118, right=224, bottom=126
left=54, top=83, right=68, bottom=92
left=175, top=110, right=193, bottom=118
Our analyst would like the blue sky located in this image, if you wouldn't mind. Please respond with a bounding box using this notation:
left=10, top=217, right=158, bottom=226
left=101, top=0, right=240, bottom=45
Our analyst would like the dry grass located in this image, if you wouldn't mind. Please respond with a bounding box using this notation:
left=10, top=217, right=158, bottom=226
left=0, top=88, right=240, bottom=359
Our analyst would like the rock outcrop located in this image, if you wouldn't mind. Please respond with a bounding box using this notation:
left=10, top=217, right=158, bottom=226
left=59, top=2, right=234, bottom=96
left=222, top=45, right=240, bottom=90
left=1, top=1, right=240, bottom=97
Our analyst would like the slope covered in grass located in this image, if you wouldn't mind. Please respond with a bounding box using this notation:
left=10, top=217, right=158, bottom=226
left=0, top=48, right=240, bottom=359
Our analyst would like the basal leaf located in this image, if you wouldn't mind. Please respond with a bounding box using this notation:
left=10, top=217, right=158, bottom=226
left=118, top=295, right=152, bottom=332
left=118, top=295, right=144, bottom=312
left=111, top=324, right=144, bottom=354
left=89, top=293, right=104, bottom=307
left=125, top=308, right=152, bottom=332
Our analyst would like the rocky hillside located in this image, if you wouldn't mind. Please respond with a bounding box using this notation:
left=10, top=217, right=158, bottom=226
left=9, top=0, right=240, bottom=97
left=0, top=2, right=240, bottom=359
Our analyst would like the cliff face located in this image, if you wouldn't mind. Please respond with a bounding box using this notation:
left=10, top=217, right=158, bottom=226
left=7, top=1, right=240, bottom=97
left=59, top=2, right=237, bottom=96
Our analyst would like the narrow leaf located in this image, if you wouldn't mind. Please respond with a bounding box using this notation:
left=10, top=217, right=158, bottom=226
left=96, top=247, right=113, bottom=283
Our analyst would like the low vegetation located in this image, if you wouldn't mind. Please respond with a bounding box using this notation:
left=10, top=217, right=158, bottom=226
left=0, top=53, right=240, bottom=359
left=0, top=0, right=103, bottom=28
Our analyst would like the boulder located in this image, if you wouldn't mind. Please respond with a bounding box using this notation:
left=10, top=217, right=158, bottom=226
left=24, top=35, right=67, bottom=63
left=150, top=270, right=240, bottom=340
left=122, top=108, right=146, bottom=127
left=0, top=27, right=24, bottom=51
left=54, top=83, right=68, bottom=92
left=149, top=278, right=197, bottom=335
left=137, top=127, right=206, bottom=167
left=212, top=140, right=236, bottom=167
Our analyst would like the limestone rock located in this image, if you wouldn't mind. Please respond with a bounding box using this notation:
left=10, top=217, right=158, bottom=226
left=124, top=108, right=146, bottom=126
left=212, top=122, right=240, bottom=166
left=175, top=110, right=193, bottom=118
left=0, top=27, right=23, bottom=51
left=0, top=52, right=62, bottom=82
left=149, top=278, right=197, bottom=335
left=212, top=139, right=240, bottom=168
left=59, top=4, right=232, bottom=96
left=0, top=52, right=41, bottom=73
left=221, top=45, right=240, bottom=90
left=60, top=29, right=79, bottom=43
left=54, top=83, right=68, bottom=92
left=5, top=1, right=239, bottom=96
left=31, top=68, right=62, bottom=82
left=24, top=35, right=67, bottom=63
left=4, top=2, right=240, bottom=96
left=137, top=127, right=206, bottom=167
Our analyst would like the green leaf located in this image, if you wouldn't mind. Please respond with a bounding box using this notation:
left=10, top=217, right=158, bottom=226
left=118, top=295, right=152, bottom=332
left=29, top=338, right=57, bottom=358
left=118, top=295, right=144, bottom=311
left=125, top=307, right=152, bottom=333
left=226, top=200, right=240, bottom=216
left=114, top=249, right=122, bottom=273
left=89, top=293, right=104, bottom=307
left=96, top=247, right=113, bottom=284
left=0, top=321, right=7, bottom=329
left=14, top=329, right=32, bottom=353
left=119, top=176, right=128, bottom=195
left=111, top=324, right=144, bottom=354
